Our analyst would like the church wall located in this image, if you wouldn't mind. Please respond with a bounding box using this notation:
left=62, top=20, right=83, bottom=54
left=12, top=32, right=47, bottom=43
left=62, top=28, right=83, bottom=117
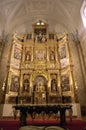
left=68, top=34, right=86, bottom=105
left=0, top=35, right=12, bottom=117
left=80, top=31, right=86, bottom=101
left=0, top=37, right=11, bottom=100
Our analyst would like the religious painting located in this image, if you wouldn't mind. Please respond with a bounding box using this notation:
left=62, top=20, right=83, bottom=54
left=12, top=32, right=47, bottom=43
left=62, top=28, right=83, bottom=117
left=60, top=58, right=69, bottom=68
left=14, top=45, right=22, bottom=60
left=10, top=75, right=19, bottom=92
left=35, top=49, right=46, bottom=61
left=34, top=28, right=47, bottom=43
left=59, top=45, right=66, bottom=59
left=10, top=43, right=22, bottom=69
left=25, top=47, right=32, bottom=61
left=61, top=74, right=70, bottom=92
left=23, top=74, right=30, bottom=93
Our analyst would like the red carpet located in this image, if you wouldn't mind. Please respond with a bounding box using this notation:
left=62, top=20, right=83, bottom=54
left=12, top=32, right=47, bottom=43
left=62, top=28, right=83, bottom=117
left=0, top=119, right=86, bottom=130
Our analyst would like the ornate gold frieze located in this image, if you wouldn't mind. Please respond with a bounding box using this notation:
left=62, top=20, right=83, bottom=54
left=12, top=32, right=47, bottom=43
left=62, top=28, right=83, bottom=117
left=5, top=30, right=75, bottom=104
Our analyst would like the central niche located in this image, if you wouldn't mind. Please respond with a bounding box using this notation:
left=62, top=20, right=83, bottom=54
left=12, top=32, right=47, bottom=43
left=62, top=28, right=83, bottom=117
left=33, top=75, right=47, bottom=104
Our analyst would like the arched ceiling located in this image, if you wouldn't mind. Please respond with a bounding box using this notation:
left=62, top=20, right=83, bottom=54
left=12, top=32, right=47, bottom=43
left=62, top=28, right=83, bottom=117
left=0, top=0, right=84, bottom=34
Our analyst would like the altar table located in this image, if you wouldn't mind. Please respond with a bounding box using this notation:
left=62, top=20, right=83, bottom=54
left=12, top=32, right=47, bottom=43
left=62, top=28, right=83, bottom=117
left=13, top=104, right=72, bottom=126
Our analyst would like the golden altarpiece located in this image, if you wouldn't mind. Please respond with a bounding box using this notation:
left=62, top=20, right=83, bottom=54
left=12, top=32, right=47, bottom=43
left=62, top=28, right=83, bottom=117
left=5, top=21, right=75, bottom=105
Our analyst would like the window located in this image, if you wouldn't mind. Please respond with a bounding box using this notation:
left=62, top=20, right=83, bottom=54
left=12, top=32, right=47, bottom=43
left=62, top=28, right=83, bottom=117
left=83, top=6, right=86, bottom=18
left=80, top=0, right=86, bottom=28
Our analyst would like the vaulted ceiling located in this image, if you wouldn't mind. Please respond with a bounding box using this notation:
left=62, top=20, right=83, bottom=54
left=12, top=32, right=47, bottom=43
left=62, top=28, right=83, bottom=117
left=0, top=0, right=84, bottom=35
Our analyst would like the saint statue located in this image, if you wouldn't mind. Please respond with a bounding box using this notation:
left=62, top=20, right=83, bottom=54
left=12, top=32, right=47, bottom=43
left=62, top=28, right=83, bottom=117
left=50, top=51, right=55, bottom=61
left=25, top=51, right=31, bottom=61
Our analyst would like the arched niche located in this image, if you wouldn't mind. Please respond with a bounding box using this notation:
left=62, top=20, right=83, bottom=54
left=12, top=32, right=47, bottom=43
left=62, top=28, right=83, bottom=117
left=33, top=75, right=47, bottom=91
left=32, top=75, right=48, bottom=104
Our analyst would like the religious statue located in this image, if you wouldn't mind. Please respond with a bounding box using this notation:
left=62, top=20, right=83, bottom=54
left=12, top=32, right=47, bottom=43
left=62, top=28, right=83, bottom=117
left=50, top=51, right=55, bottom=61
left=36, top=82, right=45, bottom=92
left=51, top=79, right=57, bottom=92
left=23, top=79, right=29, bottom=92
left=25, top=51, right=31, bottom=61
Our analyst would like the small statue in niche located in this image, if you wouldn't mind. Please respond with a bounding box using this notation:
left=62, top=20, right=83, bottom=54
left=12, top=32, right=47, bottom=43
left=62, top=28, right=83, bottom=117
left=25, top=51, right=31, bottom=61
left=51, top=79, right=57, bottom=92
left=35, top=35, right=38, bottom=42
left=50, top=51, right=55, bottom=61
left=36, top=82, right=45, bottom=92
left=42, top=35, right=47, bottom=43
left=61, top=75, right=70, bottom=91
left=38, top=32, right=42, bottom=43
left=23, top=79, right=29, bottom=92
left=42, top=93, right=46, bottom=102
left=36, top=50, right=45, bottom=61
